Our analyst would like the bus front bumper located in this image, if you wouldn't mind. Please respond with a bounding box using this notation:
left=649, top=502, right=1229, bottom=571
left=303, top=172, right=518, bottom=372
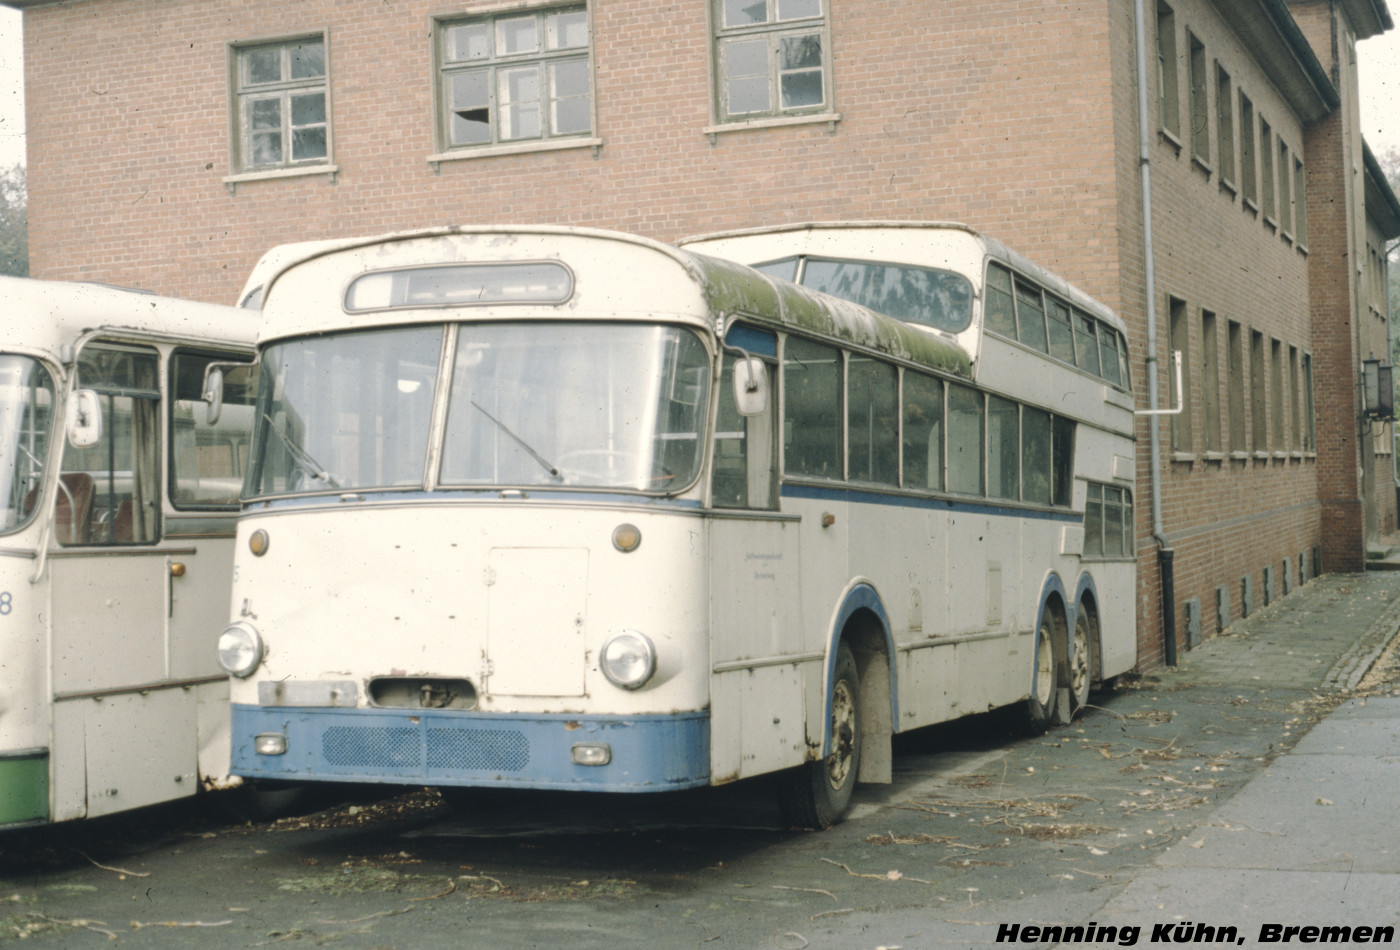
left=230, top=704, right=710, bottom=792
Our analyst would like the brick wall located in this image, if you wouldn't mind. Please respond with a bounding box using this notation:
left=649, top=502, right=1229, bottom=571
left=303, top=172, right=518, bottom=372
left=19, top=0, right=1387, bottom=670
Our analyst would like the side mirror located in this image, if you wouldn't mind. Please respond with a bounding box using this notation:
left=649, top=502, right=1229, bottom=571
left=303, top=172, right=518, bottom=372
left=732, top=355, right=768, bottom=417
left=202, top=366, right=225, bottom=425
left=66, top=389, right=102, bottom=448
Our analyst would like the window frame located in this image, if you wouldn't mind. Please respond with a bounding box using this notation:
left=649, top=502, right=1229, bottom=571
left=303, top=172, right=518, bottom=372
left=429, top=3, right=601, bottom=164
left=1156, top=2, right=1181, bottom=140
left=707, top=0, right=837, bottom=133
left=226, top=32, right=335, bottom=184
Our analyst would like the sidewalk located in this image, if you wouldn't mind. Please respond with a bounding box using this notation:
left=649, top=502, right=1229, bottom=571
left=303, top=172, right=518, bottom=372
left=1081, top=571, right=1400, bottom=940
left=801, top=570, right=1400, bottom=949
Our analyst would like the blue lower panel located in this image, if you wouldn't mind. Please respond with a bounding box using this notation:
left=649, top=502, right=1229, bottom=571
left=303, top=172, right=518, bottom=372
left=231, top=705, right=711, bottom=792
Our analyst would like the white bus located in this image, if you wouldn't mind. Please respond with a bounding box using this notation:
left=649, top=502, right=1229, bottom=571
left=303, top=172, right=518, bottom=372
left=0, top=277, right=256, bottom=829
left=216, top=224, right=1135, bottom=828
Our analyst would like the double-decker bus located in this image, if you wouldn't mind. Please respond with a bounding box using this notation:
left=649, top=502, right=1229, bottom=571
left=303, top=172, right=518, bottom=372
left=0, top=277, right=256, bottom=829
left=216, top=224, right=1134, bottom=828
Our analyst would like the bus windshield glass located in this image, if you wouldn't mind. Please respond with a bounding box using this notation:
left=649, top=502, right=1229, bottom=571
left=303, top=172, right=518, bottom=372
left=247, top=326, right=444, bottom=497
left=441, top=323, right=710, bottom=493
left=0, top=356, right=56, bottom=534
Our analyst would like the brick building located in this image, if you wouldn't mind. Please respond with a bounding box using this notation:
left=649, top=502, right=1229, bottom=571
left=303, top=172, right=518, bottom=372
left=7, top=0, right=1399, bottom=670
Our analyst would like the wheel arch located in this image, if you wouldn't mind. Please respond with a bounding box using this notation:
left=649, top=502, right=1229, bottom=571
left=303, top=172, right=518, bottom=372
left=822, top=580, right=897, bottom=782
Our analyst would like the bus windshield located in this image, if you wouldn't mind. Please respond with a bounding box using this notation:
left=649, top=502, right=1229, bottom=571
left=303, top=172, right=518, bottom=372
left=441, top=323, right=709, bottom=492
left=246, top=322, right=710, bottom=498
left=0, top=356, right=56, bottom=534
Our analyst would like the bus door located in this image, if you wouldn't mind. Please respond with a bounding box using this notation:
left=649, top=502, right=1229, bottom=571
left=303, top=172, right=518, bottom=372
left=46, top=343, right=250, bottom=821
left=708, top=344, right=804, bottom=782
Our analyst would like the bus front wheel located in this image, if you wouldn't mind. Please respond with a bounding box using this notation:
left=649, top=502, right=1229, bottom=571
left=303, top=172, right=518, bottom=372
left=1024, top=617, right=1061, bottom=735
left=778, top=643, right=861, bottom=829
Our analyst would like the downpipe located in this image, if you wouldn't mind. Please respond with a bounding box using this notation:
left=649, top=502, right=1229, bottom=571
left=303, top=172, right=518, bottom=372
left=1132, top=0, right=1178, bottom=667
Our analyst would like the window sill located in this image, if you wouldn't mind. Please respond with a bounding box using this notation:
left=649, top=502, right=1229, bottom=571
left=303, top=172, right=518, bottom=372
left=1158, top=127, right=1183, bottom=153
left=1281, top=229, right=1295, bottom=247
left=1170, top=451, right=1195, bottom=464
left=1243, top=197, right=1259, bottom=216
left=427, top=137, right=603, bottom=170
left=1230, top=451, right=1251, bottom=461
left=1191, top=153, right=1213, bottom=177
left=223, top=163, right=339, bottom=195
left=1263, top=215, right=1278, bottom=233
left=1202, top=450, right=1225, bottom=462
left=704, top=111, right=841, bottom=144
left=1296, top=242, right=1309, bottom=257
left=1219, top=176, right=1238, bottom=198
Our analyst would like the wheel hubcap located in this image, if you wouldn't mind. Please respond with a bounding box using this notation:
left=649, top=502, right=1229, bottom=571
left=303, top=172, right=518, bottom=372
left=1035, top=625, right=1055, bottom=706
left=826, top=679, right=856, bottom=789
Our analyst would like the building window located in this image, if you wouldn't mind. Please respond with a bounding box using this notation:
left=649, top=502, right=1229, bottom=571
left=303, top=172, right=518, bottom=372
left=1278, top=139, right=1293, bottom=235
left=1289, top=346, right=1302, bottom=452
left=1293, top=156, right=1307, bottom=245
left=1216, top=64, right=1235, bottom=184
left=1169, top=297, right=1191, bottom=452
left=1302, top=353, right=1316, bottom=451
left=1240, top=92, right=1257, bottom=205
left=1227, top=320, right=1245, bottom=452
left=436, top=6, right=593, bottom=151
left=1260, top=118, right=1276, bottom=221
left=1271, top=338, right=1285, bottom=450
left=1250, top=329, right=1266, bottom=452
left=713, top=0, right=830, bottom=122
left=1156, top=3, right=1180, bottom=138
left=1201, top=310, right=1220, bottom=452
left=1187, top=32, right=1209, bottom=163
left=231, top=35, right=330, bottom=173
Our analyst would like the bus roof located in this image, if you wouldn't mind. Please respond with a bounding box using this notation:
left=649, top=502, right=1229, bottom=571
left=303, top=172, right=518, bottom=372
left=0, top=276, right=255, bottom=362
left=253, top=226, right=973, bottom=379
left=678, top=221, right=1129, bottom=338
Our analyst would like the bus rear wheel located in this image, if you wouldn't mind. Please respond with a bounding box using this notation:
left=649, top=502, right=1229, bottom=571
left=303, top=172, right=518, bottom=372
left=1069, top=609, right=1094, bottom=713
left=778, top=643, right=861, bottom=829
left=1024, top=617, right=1061, bottom=735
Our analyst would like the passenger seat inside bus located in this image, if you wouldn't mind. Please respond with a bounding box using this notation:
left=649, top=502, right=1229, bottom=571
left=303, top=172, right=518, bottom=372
left=25, top=472, right=95, bottom=545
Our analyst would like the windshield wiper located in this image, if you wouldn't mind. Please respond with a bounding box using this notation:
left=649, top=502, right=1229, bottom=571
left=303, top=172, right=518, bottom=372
left=262, top=413, right=341, bottom=489
left=471, top=400, right=562, bottom=482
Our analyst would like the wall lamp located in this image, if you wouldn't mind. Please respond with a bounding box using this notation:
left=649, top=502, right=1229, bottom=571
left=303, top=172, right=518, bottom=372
left=1362, top=358, right=1395, bottom=422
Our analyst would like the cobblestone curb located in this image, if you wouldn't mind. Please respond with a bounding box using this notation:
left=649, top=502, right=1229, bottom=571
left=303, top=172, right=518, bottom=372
left=1322, top=584, right=1400, bottom=690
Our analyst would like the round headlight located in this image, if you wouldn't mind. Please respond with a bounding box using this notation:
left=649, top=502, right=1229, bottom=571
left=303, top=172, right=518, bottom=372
left=600, top=632, right=656, bottom=690
left=218, top=621, right=264, bottom=678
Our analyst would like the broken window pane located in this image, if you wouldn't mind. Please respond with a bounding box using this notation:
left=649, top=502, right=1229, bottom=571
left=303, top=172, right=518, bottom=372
left=779, top=34, right=823, bottom=108
left=725, top=0, right=769, bottom=27
left=450, top=71, right=491, bottom=145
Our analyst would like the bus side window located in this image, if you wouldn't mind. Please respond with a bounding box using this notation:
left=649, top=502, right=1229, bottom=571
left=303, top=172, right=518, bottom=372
left=901, top=372, right=943, bottom=491
left=947, top=384, right=984, bottom=495
left=714, top=356, right=776, bottom=510
left=62, top=344, right=161, bottom=545
left=170, top=355, right=256, bottom=508
left=783, top=338, right=841, bottom=479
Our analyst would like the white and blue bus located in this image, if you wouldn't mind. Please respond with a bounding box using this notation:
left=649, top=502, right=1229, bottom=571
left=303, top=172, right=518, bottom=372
left=0, top=277, right=256, bottom=829
left=216, top=224, right=1135, bottom=827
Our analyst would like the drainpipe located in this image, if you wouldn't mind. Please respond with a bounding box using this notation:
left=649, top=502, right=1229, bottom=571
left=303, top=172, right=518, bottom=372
left=1133, top=0, right=1176, bottom=667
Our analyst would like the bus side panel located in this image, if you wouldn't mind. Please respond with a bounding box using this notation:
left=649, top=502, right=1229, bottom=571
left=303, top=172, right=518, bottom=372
left=898, top=644, right=957, bottom=729
left=708, top=517, right=805, bottom=782
left=1090, top=562, right=1137, bottom=679
left=50, top=556, right=166, bottom=693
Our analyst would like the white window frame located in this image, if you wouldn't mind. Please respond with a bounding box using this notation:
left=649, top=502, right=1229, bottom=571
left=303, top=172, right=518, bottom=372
left=225, top=32, right=337, bottom=189
left=705, top=0, right=838, bottom=138
left=428, top=3, right=601, bottom=166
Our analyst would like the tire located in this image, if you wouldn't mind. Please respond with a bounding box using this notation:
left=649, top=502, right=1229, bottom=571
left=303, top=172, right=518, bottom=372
left=777, top=643, right=861, bottom=829
left=1069, top=608, right=1094, bottom=713
left=1023, top=615, right=1061, bottom=735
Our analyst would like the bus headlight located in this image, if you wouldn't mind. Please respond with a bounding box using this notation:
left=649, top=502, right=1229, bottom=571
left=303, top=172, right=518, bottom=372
left=218, top=622, right=264, bottom=678
left=600, top=632, right=656, bottom=690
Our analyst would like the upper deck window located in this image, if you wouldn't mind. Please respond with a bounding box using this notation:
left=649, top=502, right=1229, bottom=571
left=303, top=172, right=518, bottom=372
left=435, top=5, right=594, bottom=151
left=984, top=261, right=1130, bottom=391
left=345, top=262, right=573, bottom=312
left=757, top=255, right=973, bottom=334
